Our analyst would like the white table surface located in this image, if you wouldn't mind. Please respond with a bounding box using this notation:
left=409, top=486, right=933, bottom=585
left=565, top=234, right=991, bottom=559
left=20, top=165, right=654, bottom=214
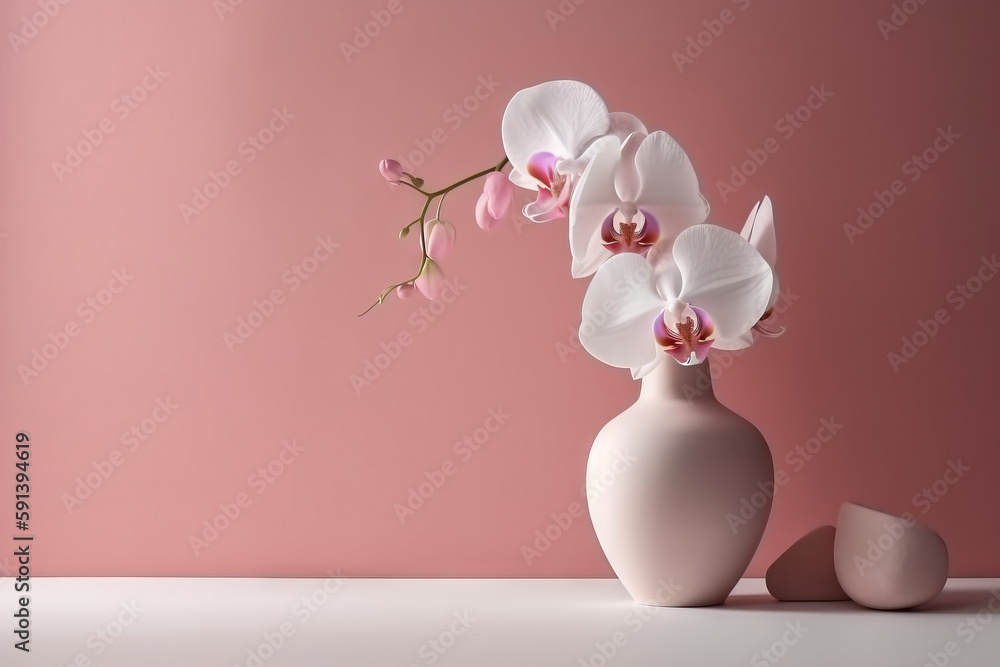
left=4, top=577, right=999, bottom=666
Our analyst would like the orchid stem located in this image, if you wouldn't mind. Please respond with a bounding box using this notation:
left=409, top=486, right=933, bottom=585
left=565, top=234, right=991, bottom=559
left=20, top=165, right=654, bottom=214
left=358, top=155, right=509, bottom=317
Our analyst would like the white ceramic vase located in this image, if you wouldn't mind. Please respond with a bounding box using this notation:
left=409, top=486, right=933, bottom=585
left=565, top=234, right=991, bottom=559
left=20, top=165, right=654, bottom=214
left=586, top=359, right=774, bottom=606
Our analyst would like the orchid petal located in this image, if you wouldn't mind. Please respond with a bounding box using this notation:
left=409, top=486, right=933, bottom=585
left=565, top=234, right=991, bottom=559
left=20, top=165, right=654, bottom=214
left=754, top=319, right=786, bottom=338
left=631, top=356, right=662, bottom=380
left=522, top=188, right=566, bottom=223
left=569, top=136, right=621, bottom=278
left=608, top=111, right=648, bottom=140
left=766, top=271, right=780, bottom=309
left=507, top=168, right=536, bottom=190
left=742, top=196, right=779, bottom=307
left=615, top=131, right=645, bottom=203
left=671, top=224, right=772, bottom=339
left=579, top=253, right=663, bottom=369
left=634, top=131, right=710, bottom=236
left=713, top=331, right=754, bottom=351
left=741, top=196, right=776, bottom=268
left=653, top=252, right=682, bottom=303
left=501, top=81, right=609, bottom=185
left=645, top=237, right=674, bottom=274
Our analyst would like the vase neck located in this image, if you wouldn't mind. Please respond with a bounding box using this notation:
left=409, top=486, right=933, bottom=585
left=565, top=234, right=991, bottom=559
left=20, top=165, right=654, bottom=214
left=638, top=358, right=716, bottom=402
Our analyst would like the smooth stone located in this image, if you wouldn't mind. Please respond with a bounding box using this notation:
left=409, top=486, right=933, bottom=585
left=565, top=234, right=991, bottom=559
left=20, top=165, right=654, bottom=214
left=766, top=525, right=850, bottom=601
left=834, top=502, right=949, bottom=610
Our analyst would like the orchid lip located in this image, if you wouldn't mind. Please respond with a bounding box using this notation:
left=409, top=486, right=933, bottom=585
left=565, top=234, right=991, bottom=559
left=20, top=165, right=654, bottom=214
left=601, top=208, right=661, bottom=255
left=526, top=151, right=567, bottom=193
left=653, top=305, right=716, bottom=365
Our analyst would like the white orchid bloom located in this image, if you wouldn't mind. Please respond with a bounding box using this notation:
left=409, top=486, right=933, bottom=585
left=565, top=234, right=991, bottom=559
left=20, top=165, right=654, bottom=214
left=578, top=224, right=772, bottom=378
left=568, top=131, right=710, bottom=279
left=501, top=80, right=646, bottom=223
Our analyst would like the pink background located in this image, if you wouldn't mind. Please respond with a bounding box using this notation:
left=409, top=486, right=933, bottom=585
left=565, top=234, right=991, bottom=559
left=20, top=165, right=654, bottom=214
left=1, top=0, right=998, bottom=577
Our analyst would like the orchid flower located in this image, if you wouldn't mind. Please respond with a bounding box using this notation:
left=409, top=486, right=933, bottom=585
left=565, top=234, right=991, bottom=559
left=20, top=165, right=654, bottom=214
left=739, top=196, right=784, bottom=338
left=501, top=80, right=644, bottom=223
left=568, top=131, right=710, bottom=278
left=579, top=224, right=772, bottom=378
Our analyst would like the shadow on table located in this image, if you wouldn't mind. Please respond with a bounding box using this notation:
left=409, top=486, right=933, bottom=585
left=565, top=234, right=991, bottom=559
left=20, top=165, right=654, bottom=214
left=721, top=587, right=1000, bottom=614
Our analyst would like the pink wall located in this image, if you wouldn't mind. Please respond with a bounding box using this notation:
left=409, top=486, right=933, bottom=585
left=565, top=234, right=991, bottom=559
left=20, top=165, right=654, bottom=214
left=1, top=0, right=998, bottom=578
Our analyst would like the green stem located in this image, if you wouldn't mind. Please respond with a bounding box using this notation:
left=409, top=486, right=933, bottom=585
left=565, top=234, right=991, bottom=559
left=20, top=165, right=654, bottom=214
left=358, top=155, right=509, bottom=317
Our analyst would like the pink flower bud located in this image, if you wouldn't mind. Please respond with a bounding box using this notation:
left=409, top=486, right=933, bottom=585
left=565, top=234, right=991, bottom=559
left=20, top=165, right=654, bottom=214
left=475, top=192, right=501, bottom=230
left=379, top=159, right=403, bottom=183
left=396, top=283, right=416, bottom=299
left=425, top=219, right=456, bottom=261
left=414, top=259, right=445, bottom=299
left=483, top=172, right=514, bottom=219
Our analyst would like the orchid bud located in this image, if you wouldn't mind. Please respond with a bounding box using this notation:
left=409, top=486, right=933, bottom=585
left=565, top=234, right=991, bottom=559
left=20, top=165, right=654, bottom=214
left=483, top=172, right=514, bottom=219
left=425, top=219, right=456, bottom=261
left=379, top=159, right=403, bottom=183
left=399, top=226, right=410, bottom=239
left=414, top=259, right=445, bottom=299
left=476, top=192, right=498, bottom=230
left=397, top=283, right=416, bottom=299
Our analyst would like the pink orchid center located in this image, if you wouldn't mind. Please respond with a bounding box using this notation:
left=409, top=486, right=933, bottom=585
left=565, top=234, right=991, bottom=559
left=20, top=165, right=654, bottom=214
left=653, top=303, right=716, bottom=366
left=601, top=205, right=660, bottom=255
left=526, top=151, right=565, bottom=194
left=525, top=151, right=573, bottom=219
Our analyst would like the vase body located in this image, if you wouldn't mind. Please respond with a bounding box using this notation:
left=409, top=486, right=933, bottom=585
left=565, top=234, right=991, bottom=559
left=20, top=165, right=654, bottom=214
left=586, top=359, right=773, bottom=606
